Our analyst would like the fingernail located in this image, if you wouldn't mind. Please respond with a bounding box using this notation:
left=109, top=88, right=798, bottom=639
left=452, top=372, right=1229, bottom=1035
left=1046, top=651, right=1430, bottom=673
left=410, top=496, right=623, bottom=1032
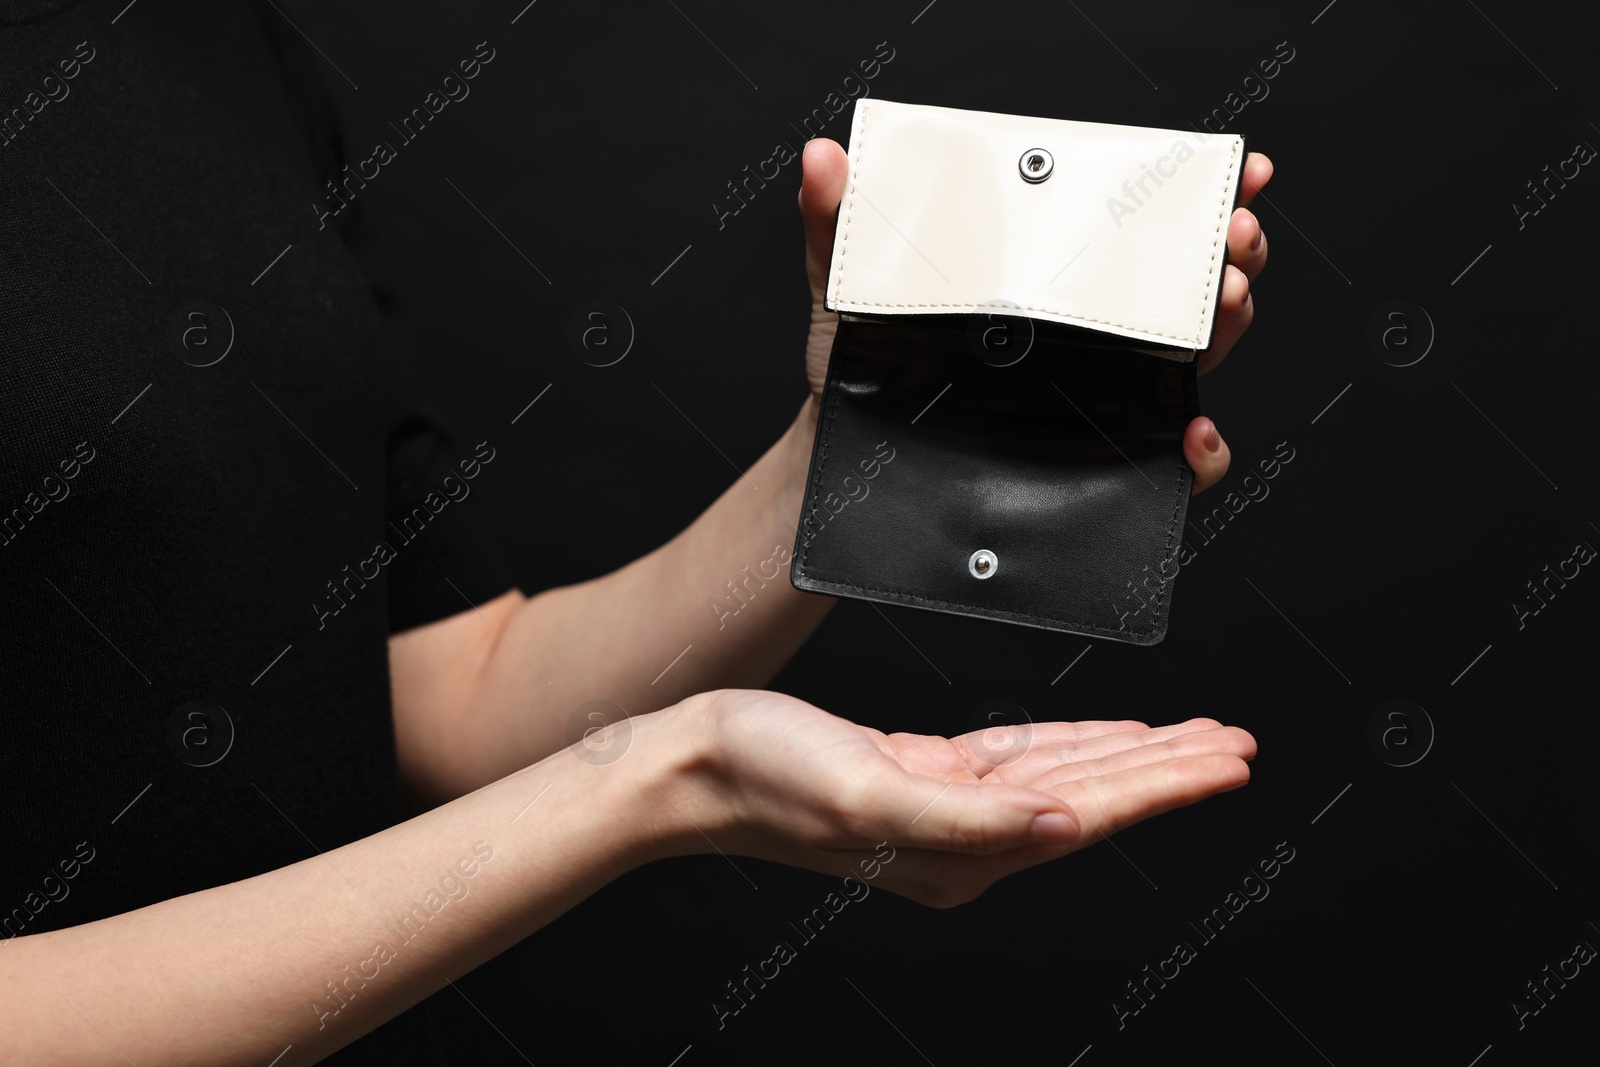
left=1029, top=812, right=1076, bottom=844
left=1203, top=422, right=1222, bottom=453
left=1250, top=229, right=1263, bottom=253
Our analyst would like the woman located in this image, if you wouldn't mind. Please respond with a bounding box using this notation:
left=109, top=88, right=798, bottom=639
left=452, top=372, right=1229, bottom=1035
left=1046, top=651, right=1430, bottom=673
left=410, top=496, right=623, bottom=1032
left=0, top=2, right=1271, bottom=1062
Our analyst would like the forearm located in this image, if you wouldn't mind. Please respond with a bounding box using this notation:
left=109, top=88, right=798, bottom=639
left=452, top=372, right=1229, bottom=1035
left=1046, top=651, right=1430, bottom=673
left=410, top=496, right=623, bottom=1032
left=0, top=704, right=704, bottom=1066
left=470, top=396, right=835, bottom=779
left=551, top=395, right=832, bottom=689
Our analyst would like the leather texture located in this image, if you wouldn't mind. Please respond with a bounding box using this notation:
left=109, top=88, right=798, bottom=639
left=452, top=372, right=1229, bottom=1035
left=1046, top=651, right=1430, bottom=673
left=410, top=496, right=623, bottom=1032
left=790, top=315, right=1197, bottom=644
left=826, top=98, right=1244, bottom=355
left=792, top=98, right=1246, bottom=644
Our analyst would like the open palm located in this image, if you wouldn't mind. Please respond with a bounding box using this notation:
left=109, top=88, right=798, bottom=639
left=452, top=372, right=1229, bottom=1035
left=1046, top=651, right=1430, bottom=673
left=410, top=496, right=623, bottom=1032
left=689, top=690, right=1254, bottom=908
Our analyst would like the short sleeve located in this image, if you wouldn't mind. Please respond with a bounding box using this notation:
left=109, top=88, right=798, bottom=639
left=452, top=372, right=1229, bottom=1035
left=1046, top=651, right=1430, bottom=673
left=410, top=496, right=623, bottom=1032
left=257, top=4, right=514, bottom=635
left=383, top=409, right=514, bottom=633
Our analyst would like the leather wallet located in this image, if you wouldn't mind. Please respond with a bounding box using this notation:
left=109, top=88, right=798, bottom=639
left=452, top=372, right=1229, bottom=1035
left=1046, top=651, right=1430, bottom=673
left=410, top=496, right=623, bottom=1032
left=789, top=98, right=1245, bottom=645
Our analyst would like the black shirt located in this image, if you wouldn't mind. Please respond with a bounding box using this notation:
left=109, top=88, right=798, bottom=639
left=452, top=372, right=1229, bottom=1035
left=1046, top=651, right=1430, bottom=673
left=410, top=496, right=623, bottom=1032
left=1, top=1, right=507, bottom=1061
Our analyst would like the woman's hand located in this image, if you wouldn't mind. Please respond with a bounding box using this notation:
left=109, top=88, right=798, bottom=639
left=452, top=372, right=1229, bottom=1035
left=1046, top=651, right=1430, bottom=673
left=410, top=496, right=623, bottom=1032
left=665, top=689, right=1255, bottom=907
left=793, top=138, right=1275, bottom=496
left=797, top=139, right=851, bottom=402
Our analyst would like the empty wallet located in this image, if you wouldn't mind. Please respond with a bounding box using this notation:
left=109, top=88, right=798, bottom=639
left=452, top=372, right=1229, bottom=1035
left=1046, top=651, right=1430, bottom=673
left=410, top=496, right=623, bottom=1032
left=789, top=98, right=1246, bottom=645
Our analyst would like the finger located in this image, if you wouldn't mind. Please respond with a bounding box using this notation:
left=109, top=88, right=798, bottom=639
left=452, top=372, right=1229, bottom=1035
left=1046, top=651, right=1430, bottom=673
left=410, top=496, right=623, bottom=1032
left=988, top=717, right=1233, bottom=783
left=956, top=720, right=1150, bottom=780
left=1043, top=752, right=1252, bottom=841
left=1185, top=416, right=1231, bottom=495
left=798, top=138, right=849, bottom=298
left=1033, top=717, right=1229, bottom=767
left=1236, top=152, right=1273, bottom=209
left=1022, top=719, right=1151, bottom=740
left=1029, top=726, right=1258, bottom=787
left=952, top=719, right=1149, bottom=774
left=848, top=745, right=1253, bottom=906
left=879, top=733, right=987, bottom=782
left=1196, top=264, right=1252, bottom=377
left=861, top=769, right=1078, bottom=857
left=1201, top=264, right=1253, bottom=370
left=1226, top=207, right=1268, bottom=283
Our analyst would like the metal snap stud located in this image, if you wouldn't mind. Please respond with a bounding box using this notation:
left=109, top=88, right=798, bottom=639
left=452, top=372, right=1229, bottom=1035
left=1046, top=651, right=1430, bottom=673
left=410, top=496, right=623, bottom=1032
left=969, top=549, right=998, bottom=579
left=1019, top=148, right=1053, bottom=183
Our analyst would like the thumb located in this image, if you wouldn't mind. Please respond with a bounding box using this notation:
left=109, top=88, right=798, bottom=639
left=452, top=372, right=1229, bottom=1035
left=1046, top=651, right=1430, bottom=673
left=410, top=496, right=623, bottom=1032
left=873, top=773, right=1080, bottom=856
left=798, top=137, right=848, bottom=298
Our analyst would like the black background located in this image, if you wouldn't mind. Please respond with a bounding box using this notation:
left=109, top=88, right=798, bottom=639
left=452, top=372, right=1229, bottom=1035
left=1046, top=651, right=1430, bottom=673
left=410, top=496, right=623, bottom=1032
left=288, top=1, right=1597, bottom=1063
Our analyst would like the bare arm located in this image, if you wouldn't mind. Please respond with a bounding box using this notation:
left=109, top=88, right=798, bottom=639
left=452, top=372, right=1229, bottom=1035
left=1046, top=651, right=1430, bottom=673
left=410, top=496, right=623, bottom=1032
left=0, top=703, right=704, bottom=1067
left=390, top=394, right=833, bottom=802
left=389, top=147, right=1275, bottom=805
left=0, top=689, right=1253, bottom=1065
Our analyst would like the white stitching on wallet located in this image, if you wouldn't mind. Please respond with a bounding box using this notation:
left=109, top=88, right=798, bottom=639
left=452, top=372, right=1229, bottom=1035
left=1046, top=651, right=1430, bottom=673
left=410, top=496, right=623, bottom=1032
left=1196, top=138, right=1242, bottom=346
left=832, top=100, right=869, bottom=308
left=830, top=300, right=1202, bottom=346
left=828, top=100, right=1243, bottom=351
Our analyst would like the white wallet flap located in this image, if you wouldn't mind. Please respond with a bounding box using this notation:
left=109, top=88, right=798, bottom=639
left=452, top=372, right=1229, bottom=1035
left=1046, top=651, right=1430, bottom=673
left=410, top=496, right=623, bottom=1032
left=826, top=98, right=1244, bottom=354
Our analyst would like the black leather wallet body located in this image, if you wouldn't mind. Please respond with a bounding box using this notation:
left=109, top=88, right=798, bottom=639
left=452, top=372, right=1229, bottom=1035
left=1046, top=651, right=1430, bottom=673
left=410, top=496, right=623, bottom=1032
left=788, top=98, right=1245, bottom=645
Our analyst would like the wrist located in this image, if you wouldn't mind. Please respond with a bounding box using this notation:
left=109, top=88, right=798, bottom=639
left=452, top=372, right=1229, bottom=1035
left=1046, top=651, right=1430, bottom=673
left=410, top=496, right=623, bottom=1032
left=602, top=696, right=727, bottom=866
left=773, top=394, right=819, bottom=533
left=796, top=390, right=820, bottom=436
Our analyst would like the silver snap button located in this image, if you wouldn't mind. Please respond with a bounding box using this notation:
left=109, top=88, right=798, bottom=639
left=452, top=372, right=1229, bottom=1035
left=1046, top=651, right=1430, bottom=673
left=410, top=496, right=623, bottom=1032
left=969, top=549, right=998, bottom=579
left=1018, top=148, right=1053, bottom=183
